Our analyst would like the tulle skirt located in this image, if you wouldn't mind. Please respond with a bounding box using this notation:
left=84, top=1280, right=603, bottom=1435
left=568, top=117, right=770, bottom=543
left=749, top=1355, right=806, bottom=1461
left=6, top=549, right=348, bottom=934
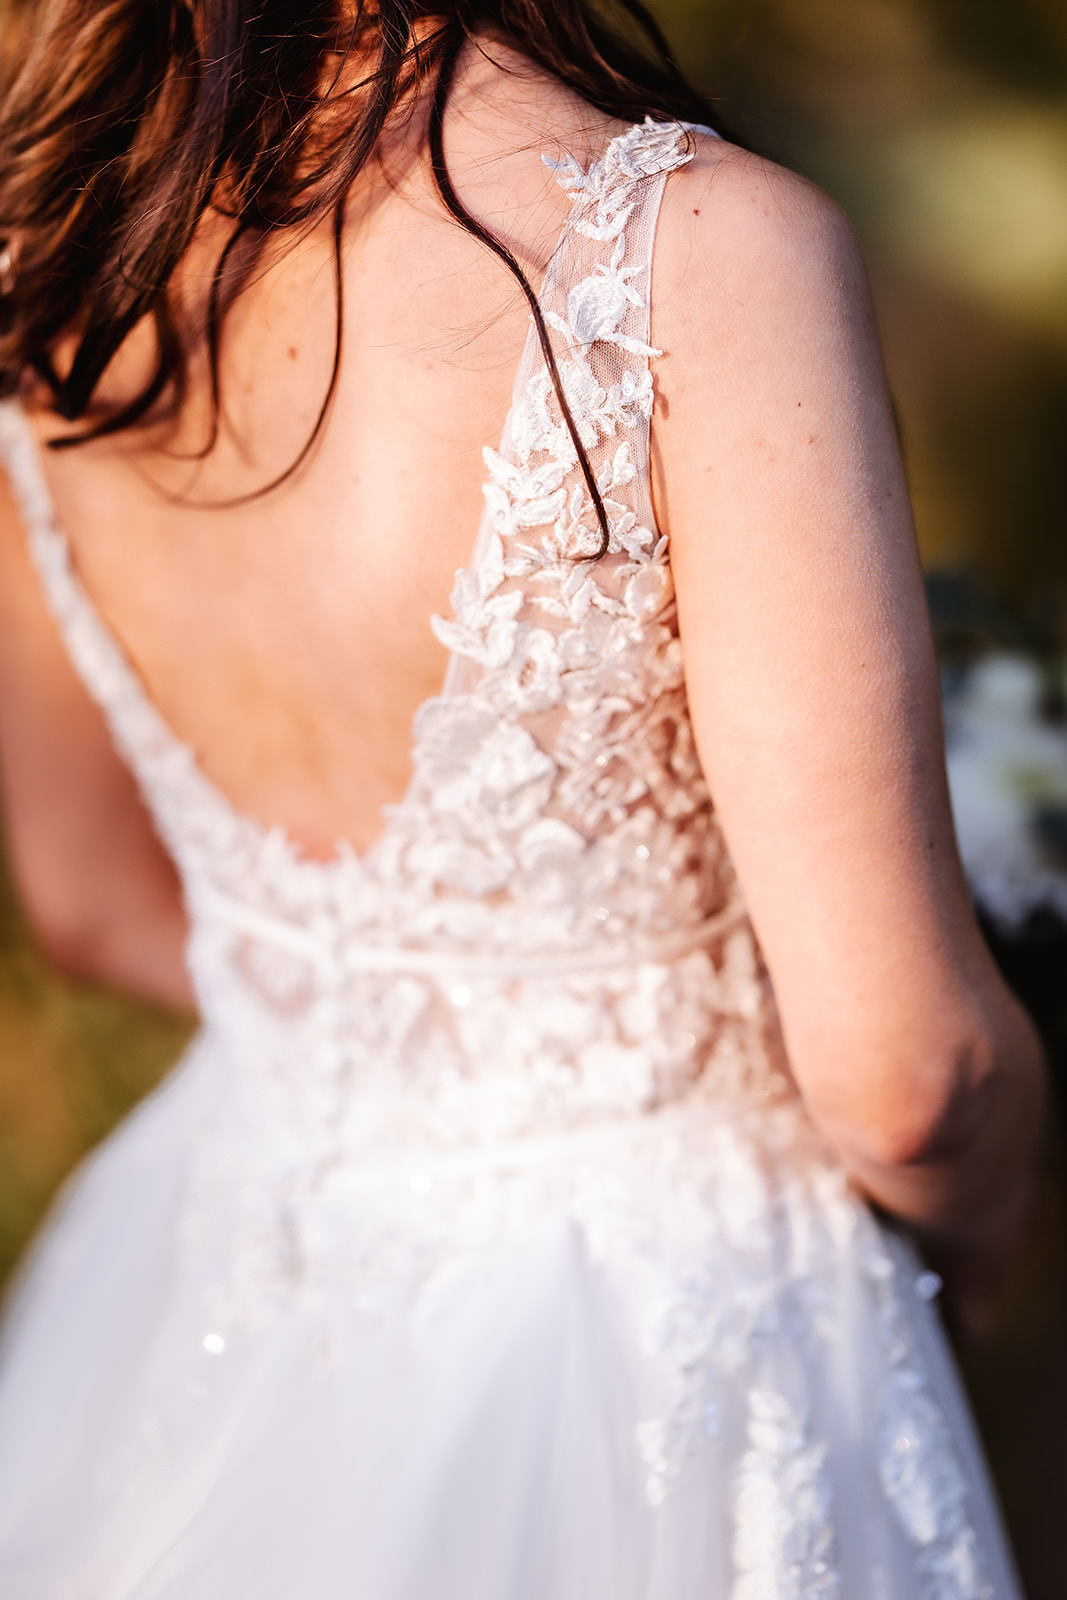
left=0, top=1035, right=1022, bottom=1599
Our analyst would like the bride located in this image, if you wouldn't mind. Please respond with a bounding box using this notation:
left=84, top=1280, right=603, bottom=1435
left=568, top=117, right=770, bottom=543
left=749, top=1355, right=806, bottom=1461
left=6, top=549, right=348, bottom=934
left=0, top=3, right=1045, bottom=1595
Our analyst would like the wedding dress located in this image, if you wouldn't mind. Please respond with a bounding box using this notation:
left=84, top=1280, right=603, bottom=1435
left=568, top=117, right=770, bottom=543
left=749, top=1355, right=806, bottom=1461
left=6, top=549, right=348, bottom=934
left=0, top=119, right=1022, bottom=1599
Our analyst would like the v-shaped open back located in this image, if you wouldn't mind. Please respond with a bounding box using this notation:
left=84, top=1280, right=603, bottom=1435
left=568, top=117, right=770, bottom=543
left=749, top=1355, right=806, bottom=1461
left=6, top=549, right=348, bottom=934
left=0, top=118, right=729, bottom=956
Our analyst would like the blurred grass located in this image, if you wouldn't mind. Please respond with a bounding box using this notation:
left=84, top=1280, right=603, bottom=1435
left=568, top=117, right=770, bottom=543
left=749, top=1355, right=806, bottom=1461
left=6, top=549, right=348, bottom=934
left=0, top=862, right=189, bottom=1285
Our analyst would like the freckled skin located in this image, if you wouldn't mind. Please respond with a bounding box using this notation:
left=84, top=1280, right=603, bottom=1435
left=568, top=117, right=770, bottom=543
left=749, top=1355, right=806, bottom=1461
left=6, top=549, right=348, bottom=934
left=652, top=141, right=1044, bottom=1295
left=0, top=40, right=589, bottom=989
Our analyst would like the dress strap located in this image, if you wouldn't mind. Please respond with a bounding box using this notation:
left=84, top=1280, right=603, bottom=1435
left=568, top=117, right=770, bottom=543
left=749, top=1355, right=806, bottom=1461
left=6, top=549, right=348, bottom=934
left=0, top=398, right=212, bottom=855
left=0, top=401, right=143, bottom=725
left=544, top=116, right=709, bottom=230
left=434, top=118, right=711, bottom=702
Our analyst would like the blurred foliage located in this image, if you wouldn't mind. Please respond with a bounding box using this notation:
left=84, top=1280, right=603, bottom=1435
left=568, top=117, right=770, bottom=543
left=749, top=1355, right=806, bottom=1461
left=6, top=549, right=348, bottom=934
left=655, top=0, right=1067, bottom=616
left=0, top=863, right=189, bottom=1286
left=1, top=1, right=1066, bottom=1590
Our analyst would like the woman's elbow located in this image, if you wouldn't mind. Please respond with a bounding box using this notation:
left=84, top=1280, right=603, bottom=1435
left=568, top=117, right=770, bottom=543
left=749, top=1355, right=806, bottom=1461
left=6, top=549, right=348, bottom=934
left=14, top=868, right=193, bottom=1008
left=21, top=890, right=121, bottom=984
left=799, top=1022, right=1010, bottom=1173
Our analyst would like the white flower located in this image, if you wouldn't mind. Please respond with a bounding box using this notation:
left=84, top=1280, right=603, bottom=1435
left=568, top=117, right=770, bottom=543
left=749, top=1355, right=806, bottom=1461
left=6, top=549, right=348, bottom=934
left=548, top=254, right=658, bottom=357
left=945, top=651, right=1067, bottom=928
left=473, top=724, right=557, bottom=830
left=515, top=817, right=586, bottom=873
left=606, top=504, right=654, bottom=559
left=566, top=268, right=633, bottom=346
left=604, top=367, right=655, bottom=429
left=508, top=370, right=557, bottom=457
left=432, top=578, right=523, bottom=665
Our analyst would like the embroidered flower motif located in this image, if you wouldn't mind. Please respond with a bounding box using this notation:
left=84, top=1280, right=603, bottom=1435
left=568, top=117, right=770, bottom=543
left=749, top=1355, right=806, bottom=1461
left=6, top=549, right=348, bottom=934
left=547, top=227, right=660, bottom=360
left=549, top=260, right=655, bottom=357
left=608, top=115, right=701, bottom=180
left=510, top=368, right=577, bottom=458
left=413, top=697, right=556, bottom=831
left=864, top=1233, right=995, bottom=1600
left=877, top=1367, right=993, bottom=1600
left=431, top=576, right=523, bottom=666
left=514, top=817, right=587, bottom=874
left=485, top=625, right=564, bottom=715
left=625, top=560, right=673, bottom=623
left=482, top=448, right=568, bottom=536
left=544, top=117, right=698, bottom=243
left=732, top=1390, right=840, bottom=1600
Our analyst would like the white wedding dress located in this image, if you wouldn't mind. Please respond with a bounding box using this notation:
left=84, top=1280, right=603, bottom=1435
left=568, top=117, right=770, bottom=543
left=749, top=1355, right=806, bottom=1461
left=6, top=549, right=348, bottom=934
left=0, top=120, right=1022, bottom=1599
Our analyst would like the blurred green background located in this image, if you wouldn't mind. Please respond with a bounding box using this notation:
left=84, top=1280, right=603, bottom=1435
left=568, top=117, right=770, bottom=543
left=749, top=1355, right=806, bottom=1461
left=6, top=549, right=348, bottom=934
left=1, top=0, right=1066, bottom=1592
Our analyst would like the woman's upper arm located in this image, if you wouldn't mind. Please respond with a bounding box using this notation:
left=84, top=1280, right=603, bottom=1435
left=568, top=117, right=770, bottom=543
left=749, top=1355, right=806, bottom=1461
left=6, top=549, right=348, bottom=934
left=0, top=465, right=190, bottom=1004
left=652, top=146, right=1004, bottom=1148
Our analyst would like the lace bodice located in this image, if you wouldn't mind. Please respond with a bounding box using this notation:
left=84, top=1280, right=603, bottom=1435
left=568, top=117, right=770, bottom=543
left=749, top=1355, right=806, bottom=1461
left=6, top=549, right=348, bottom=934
left=0, top=118, right=787, bottom=1151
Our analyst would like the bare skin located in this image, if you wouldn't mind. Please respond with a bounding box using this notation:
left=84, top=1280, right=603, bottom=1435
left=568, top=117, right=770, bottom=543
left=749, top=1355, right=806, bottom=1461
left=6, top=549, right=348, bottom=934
left=0, top=43, right=1046, bottom=1318
left=650, top=145, right=1044, bottom=1325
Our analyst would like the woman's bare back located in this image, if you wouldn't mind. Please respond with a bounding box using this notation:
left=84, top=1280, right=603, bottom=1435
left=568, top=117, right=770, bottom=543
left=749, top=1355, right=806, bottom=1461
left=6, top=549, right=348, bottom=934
left=16, top=52, right=634, bottom=861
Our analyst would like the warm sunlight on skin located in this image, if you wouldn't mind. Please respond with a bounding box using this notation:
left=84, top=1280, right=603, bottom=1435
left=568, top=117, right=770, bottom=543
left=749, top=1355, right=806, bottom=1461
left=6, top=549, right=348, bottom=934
left=0, top=469, right=193, bottom=1010
left=9, top=50, right=614, bottom=866
left=653, top=140, right=1044, bottom=1299
left=0, top=46, right=619, bottom=998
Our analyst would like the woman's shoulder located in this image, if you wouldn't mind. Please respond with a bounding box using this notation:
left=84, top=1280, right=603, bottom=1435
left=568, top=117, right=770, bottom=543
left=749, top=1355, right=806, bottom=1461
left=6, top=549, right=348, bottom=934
left=659, top=130, right=867, bottom=331
left=650, top=126, right=894, bottom=575
left=651, top=131, right=881, bottom=530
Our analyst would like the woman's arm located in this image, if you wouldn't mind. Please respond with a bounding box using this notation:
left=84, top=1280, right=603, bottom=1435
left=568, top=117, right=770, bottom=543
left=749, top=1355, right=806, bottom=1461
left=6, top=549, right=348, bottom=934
left=0, top=468, right=194, bottom=1011
left=653, top=144, right=1046, bottom=1285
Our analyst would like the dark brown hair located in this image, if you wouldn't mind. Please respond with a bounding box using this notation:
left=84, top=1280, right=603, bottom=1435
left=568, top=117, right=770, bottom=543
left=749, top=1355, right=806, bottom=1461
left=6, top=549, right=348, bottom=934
left=0, top=2, right=717, bottom=535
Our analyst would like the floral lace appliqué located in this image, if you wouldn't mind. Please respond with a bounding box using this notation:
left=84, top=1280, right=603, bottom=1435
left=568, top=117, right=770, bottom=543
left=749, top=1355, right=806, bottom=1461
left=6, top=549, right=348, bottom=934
left=732, top=1389, right=840, bottom=1600
left=868, top=1234, right=995, bottom=1600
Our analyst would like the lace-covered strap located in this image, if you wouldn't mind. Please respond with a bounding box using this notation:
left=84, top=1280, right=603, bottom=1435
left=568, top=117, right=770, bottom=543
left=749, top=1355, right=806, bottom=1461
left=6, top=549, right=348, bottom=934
left=0, top=401, right=54, bottom=541
left=421, top=121, right=723, bottom=915
left=545, top=115, right=708, bottom=256
left=545, top=118, right=712, bottom=350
